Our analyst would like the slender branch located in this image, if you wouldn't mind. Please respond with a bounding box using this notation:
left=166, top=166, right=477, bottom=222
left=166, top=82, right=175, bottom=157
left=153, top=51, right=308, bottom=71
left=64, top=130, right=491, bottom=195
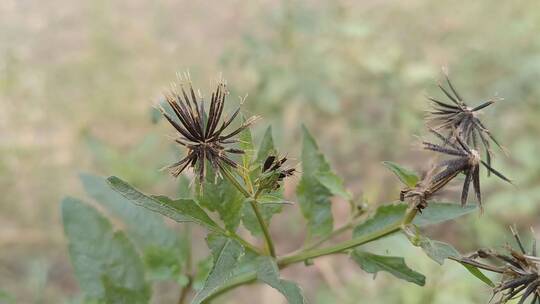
left=249, top=199, right=276, bottom=257
left=207, top=220, right=402, bottom=301
left=278, top=220, right=401, bottom=266
left=302, top=222, right=354, bottom=252
left=220, top=165, right=276, bottom=257
left=220, top=166, right=251, bottom=198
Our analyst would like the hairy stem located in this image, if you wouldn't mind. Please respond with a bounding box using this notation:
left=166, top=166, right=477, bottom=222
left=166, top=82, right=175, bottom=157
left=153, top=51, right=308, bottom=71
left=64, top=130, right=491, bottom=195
left=249, top=199, right=276, bottom=257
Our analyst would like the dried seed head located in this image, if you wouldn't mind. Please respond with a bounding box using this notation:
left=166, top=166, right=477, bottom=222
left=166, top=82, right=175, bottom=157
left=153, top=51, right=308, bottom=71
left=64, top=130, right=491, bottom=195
left=458, top=228, right=540, bottom=303
left=160, top=78, right=258, bottom=183
left=255, top=154, right=295, bottom=193
left=426, top=73, right=505, bottom=174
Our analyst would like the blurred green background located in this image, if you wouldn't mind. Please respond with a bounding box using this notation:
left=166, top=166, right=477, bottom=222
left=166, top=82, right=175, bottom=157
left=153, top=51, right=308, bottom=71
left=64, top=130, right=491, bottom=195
left=1, top=0, right=540, bottom=303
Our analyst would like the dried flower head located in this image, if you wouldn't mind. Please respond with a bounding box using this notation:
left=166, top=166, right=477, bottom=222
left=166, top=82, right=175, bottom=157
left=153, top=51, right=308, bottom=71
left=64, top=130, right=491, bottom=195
left=255, top=155, right=295, bottom=193
left=427, top=73, right=504, bottom=171
left=160, top=78, right=259, bottom=183
left=421, top=128, right=511, bottom=211
left=458, top=227, right=540, bottom=303
left=400, top=164, right=457, bottom=211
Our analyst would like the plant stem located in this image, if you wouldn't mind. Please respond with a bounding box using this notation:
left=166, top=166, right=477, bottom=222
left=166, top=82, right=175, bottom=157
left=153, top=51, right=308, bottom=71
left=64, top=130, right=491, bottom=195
left=219, top=166, right=251, bottom=198
left=402, top=206, right=419, bottom=227
left=206, top=220, right=403, bottom=301
left=302, top=222, right=353, bottom=251
left=249, top=199, right=276, bottom=257
left=220, top=165, right=276, bottom=257
left=278, top=220, right=401, bottom=266
left=177, top=275, right=192, bottom=304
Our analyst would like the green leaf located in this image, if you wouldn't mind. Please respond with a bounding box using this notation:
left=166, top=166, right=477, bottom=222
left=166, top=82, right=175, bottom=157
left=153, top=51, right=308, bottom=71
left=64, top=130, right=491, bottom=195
left=256, top=256, right=306, bottom=304
left=353, top=203, right=405, bottom=239
left=459, top=263, right=495, bottom=287
left=107, top=176, right=220, bottom=231
left=351, top=251, right=426, bottom=286
left=197, top=171, right=245, bottom=232
left=382, top=161, right=419, bottom=188
left=298, top=126, right=350, bottom=236
left=61, top=197, right=150, bottom=303
left=353, top=202, right=476, bottom=239
left=255, top=126, right=276, bottom=164
left=413, top=203, right=476, bottom=226
left=418, top=237, right=460, bottom=265
left=191, top=235, right=245, bottom=304
left=242, top=194, right=283, bottom=237
left=81, top=173, right=180, bottom=251
left=239, top=117, right=255, bottom=169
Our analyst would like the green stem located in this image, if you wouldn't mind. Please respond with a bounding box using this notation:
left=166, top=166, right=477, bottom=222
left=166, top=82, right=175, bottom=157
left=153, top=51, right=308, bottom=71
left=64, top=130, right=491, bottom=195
left=206, top=220, right=402, bottom=301
left=278, top=220, right=401, bottom=266
left=220, top=166, right=276, bottom=257
left=249, top=199, right=276, bottom=257
left=302, top=222, right=353, bottom=251
left=402, top=206, right=419, bottom=227
left=220, top=166, right=251, bottom=198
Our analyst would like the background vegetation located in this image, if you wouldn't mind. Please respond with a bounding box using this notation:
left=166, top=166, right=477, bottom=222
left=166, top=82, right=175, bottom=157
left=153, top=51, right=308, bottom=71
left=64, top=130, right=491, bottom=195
left=1, top=0, right=540, bottom=303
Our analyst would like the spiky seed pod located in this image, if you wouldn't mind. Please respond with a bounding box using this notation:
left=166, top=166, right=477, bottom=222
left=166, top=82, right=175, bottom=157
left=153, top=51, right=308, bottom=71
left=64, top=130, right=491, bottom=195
left=426, top=73, right=505, bottom=173
left=160, top=79, right=259, bottom=183
left=458, top=228, right=540, bottom=304
left=255, top=155, right=295, bottom=193
left=421, top=128, right=511, bottom=211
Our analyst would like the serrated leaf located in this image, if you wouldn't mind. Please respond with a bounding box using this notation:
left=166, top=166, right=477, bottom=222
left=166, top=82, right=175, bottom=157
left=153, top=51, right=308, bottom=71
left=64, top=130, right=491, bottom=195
left=351, top=251, right=425, bottom=286
left=61, top=197, right=150, bottom=303
left=298, top=125, right=348, bottom=236
left=107, top=176, right=220, bottom=231
left=256, top=256, right=306, bottom=304
left=81, top=173, right=179, bottom=251
left=382, top=161, right=419, bottom=188
left=459, top=263, right=495, bottom=287
left=197, top=170, right=244, bottom=232
left=418, top=237, right=460, bottom=265
left=255, top=126, right=276, bottom=164
left=191, top=235, right=244, bottom=304
left=353, top=202, right=476, bottom=239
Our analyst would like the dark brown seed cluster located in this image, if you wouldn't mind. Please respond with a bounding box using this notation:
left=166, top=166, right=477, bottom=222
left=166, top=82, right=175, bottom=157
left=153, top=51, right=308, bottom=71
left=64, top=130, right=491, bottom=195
left=160, top=79, right=259, bottom=183
left=458, top=228, right=540, bottom=304
left=427, top=73, right=504, bottom=170
left=400, top=73, right=511, bottom=212
left=255, top=155, right=295, bottom=193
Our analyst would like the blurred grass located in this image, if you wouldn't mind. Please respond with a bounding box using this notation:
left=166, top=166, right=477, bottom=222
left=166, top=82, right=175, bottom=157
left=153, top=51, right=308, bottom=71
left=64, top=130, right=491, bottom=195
left=1, top=0, right=540, bottom=303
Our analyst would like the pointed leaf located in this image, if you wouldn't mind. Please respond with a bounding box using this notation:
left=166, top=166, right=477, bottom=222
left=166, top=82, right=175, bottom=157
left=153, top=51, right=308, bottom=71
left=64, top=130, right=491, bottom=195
left=81, top=173, right=179, bottom=251
left=239, top=118, right=255, bottom=169
left=256, top=256, right=306, bottom=304
left=107, top=176, right=220, bottom=231
left=298, top=126, right=349, bottom=236
left=353, top=202, right=476, bottom=239
left=459, top=263, right=495, bottom=287
left=413, top=203, right=476, bottom=226
left=418, top=237, right=460, bottom=265
left=191, top=235, right=244, bottom=304
left=351, top=251, right=425, bottom=286
left=61, top=197, right=150, bottom=303
left=382, top=161, right=420, bottom=188
left=256, top=126, right=276, bottom=164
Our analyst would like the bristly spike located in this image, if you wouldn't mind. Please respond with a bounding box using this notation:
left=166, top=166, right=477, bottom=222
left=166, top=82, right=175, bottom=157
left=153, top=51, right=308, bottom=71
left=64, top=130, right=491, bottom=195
left=159, top=76, right=257, bottom=183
